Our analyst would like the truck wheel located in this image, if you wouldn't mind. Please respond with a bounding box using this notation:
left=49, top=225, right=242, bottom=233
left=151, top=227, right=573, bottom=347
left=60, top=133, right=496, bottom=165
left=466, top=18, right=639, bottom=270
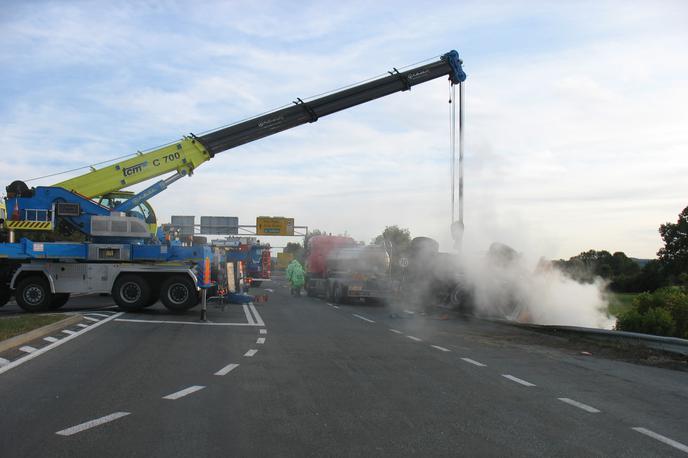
left=16, top=275, right=53, bottom=312
left=50, top=293, right=71, bottom=309
left=159, top=275, right=198, bottom=312
left=112, top=275, right=151, bottom=312
left=0, top=287, right=11, bottom=307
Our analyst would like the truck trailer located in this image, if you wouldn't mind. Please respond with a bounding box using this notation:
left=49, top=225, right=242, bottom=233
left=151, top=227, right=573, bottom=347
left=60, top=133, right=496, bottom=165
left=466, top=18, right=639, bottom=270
left=305, top=235, right=395, bottom=303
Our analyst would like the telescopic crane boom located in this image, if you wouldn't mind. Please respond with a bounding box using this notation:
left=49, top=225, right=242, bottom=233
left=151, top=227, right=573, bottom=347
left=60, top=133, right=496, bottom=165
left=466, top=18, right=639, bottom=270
left=53, top=51, right=465, bottom=200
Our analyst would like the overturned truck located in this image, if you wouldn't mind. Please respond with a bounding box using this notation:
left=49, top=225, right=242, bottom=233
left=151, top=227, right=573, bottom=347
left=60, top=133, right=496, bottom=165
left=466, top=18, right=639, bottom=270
left=397, top=237, right=474, bottom=314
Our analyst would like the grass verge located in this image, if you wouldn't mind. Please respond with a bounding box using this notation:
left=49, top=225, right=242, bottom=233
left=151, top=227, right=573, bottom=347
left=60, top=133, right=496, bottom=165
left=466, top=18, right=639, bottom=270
left=0, top=314, right=66, bottom=341
left=608, top=292, right=640, bottom=316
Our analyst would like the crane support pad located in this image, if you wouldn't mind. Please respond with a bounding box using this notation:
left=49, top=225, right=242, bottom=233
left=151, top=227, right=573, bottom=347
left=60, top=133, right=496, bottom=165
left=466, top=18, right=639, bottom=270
left=5, top=221, right=53, bottom=231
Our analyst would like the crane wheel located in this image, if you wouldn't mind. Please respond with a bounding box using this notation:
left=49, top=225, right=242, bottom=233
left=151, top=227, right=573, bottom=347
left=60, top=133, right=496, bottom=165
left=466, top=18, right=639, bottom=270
left=159, top=275, right=198, bottom=313
left=15, top=275, right=52, bottom=312
left=112, top=274, right=151, bottom=312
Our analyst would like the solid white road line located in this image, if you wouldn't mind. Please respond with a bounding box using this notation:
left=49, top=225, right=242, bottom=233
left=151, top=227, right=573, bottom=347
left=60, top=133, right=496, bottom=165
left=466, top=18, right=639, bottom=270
left=406, top=335, right=422, bottom=342
left=77, top=324, right=89, bottom=328
left=61, top=330, right=76, bottom=335
left=557, top=398, right=600, bottom=413
left=243, top=304, right=256, bottom=325
left=249, top=304, right=265, bottom=326
left=353, top=314, right=375, bottom=323
left=502, top=374, right=536, bottom=387
left=163, top=385, right=205, bottom=400
left=19, top=346, right=37, bottom=353
left=333, top=305, right=340, bottom=309
left=259, top=329, right=267, bottom=335
left=0, top=312, right=124, bottom=376
left=83, top=316, right=100, bottom=322
left=388, top=329, right=403, bottom=334
left=0, top=357, right=10, bottom=366
left=632, top=427, right=688, bottom=454
left=244, top=349, right=258, bottom=357
left=86, top=313, right=111, bottom=318
left=214, top=363, right=239, bottom=376
left=461, top=358, right=487, bottom=367
left=431, top=345, right=451, bottom=352
left=256, top=337, right=266, bottom=344
left=114, top=318, right=260, bottom=326
left=43, top=336, right=58, bottom=343
left=56, top=412, right=131, bottom=436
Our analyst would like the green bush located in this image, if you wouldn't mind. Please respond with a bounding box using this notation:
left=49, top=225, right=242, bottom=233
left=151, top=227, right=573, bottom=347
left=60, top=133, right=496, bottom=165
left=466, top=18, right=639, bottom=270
left=616, top=287, right=688, bottom=338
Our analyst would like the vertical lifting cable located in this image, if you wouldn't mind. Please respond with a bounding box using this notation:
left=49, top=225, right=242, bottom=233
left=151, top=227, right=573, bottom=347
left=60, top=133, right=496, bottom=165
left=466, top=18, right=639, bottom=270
left=458, top=81, right=464, bottom=231
left=449, top=83, right=455, bottom=223
left=449, top=80, right=464, bottom=251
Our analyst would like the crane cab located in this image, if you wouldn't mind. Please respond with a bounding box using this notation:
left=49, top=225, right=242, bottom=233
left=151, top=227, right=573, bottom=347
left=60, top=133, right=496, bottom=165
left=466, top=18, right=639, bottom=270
left=98, top=191, right=158, bottom=235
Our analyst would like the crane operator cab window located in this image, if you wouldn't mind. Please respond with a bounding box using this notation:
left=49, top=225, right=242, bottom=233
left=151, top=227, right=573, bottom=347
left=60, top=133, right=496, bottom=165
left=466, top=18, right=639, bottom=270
left=98, top=196, right=157, bottom=225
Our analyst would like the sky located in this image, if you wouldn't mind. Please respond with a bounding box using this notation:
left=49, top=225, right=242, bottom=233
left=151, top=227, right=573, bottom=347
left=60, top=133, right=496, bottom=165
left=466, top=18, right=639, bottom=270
left=1, top=0, right=686, bottom=259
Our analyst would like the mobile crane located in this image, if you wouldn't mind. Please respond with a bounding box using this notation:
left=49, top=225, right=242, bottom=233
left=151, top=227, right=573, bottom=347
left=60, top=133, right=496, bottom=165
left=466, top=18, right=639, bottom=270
left=0, top=50, right=466, bottom=312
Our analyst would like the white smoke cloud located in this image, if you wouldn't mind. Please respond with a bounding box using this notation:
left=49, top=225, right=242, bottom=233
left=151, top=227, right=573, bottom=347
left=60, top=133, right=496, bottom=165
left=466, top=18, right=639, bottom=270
left=459, top=244, right=615, bottom=329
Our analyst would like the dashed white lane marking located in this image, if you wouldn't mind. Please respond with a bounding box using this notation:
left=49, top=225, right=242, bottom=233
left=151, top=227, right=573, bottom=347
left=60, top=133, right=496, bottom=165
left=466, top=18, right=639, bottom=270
left=256, top=337, right=266, bottom=344
left=83, top=316, right=100, bottom=322
left=333, top=305, right=340, bottom=309
left=461, top=358, right=487, bottom=367
left=406, top=335, right=422, bottom=342
left=558, top=398, right=600, bottom=413
left=56, top=412, right=130, bottom=436
left=61, top=330, right=76, bottom=335
left=0, top=357, right=10, bottom=366
left=502, top=374, right=536, bottom=387
left=327, top=303, right=334, bottom=307
left=244, top=349, right=258, bottom=357
left=43, top=336, right=58, bottom=343
left=389, top=329, right=403, bottom=334
left=214, top=363, right=239, bottom=376
left=19, top=346, right=37, bottom=353
left=431, top=345, right=451, bottom=352
left=0, top=312, right=124, bottom=376
left=77, top=324, right=89, bottom=328
left=259, top=329, right=267, bottom=335
left=163, top=385, right=205, bottom=400
left=86, top=313, right=111, bottom=318
left=632, top=427, right=688, bottom=454
left=353, top=314, right=375, bottom=323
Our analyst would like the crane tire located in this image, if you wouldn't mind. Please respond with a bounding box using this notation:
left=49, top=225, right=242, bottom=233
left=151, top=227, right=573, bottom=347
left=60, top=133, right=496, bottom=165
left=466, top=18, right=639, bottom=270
left=16, top=275, right=52, bottom=313
left=112, top=274, right=151, bottom=312
left=160, top=275, right=198, bottom=313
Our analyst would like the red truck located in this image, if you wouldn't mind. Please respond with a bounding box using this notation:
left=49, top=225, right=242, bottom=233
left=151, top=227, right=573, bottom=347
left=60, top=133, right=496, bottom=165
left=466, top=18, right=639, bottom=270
left=305, top=235, right=394, bottom=303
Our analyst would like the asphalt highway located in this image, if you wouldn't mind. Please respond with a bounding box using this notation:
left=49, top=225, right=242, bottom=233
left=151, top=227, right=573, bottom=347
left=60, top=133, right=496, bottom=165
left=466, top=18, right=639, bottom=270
left=0, top=278, right=686, bottom=457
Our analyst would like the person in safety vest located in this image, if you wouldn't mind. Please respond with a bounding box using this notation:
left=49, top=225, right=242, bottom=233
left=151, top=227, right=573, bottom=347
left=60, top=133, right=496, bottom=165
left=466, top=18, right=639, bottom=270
left=286, top=259, right=305, bottom=296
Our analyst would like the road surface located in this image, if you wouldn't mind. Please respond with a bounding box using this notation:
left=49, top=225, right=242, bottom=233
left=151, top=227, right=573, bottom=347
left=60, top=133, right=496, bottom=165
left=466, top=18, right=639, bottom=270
left=1, top=278, right=686, bottom=457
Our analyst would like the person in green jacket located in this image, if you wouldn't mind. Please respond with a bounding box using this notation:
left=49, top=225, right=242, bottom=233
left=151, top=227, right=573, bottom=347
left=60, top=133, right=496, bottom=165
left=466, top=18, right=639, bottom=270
left=286, top=259, right=305, bottom=296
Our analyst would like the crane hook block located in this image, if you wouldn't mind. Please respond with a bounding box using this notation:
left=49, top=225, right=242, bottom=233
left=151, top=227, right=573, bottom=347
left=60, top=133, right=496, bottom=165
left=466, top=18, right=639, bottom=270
left=442, top=50, right=467, bottom=85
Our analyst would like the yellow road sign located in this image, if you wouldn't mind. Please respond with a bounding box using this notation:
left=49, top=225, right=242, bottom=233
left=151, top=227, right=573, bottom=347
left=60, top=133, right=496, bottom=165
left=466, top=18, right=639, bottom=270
left=256, top=216, right=294, bottom=236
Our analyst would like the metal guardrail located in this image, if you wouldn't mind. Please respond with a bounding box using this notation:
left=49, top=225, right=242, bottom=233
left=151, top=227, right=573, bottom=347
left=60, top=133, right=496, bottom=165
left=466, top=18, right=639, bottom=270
left=509, top=322, right=688, bottom=356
